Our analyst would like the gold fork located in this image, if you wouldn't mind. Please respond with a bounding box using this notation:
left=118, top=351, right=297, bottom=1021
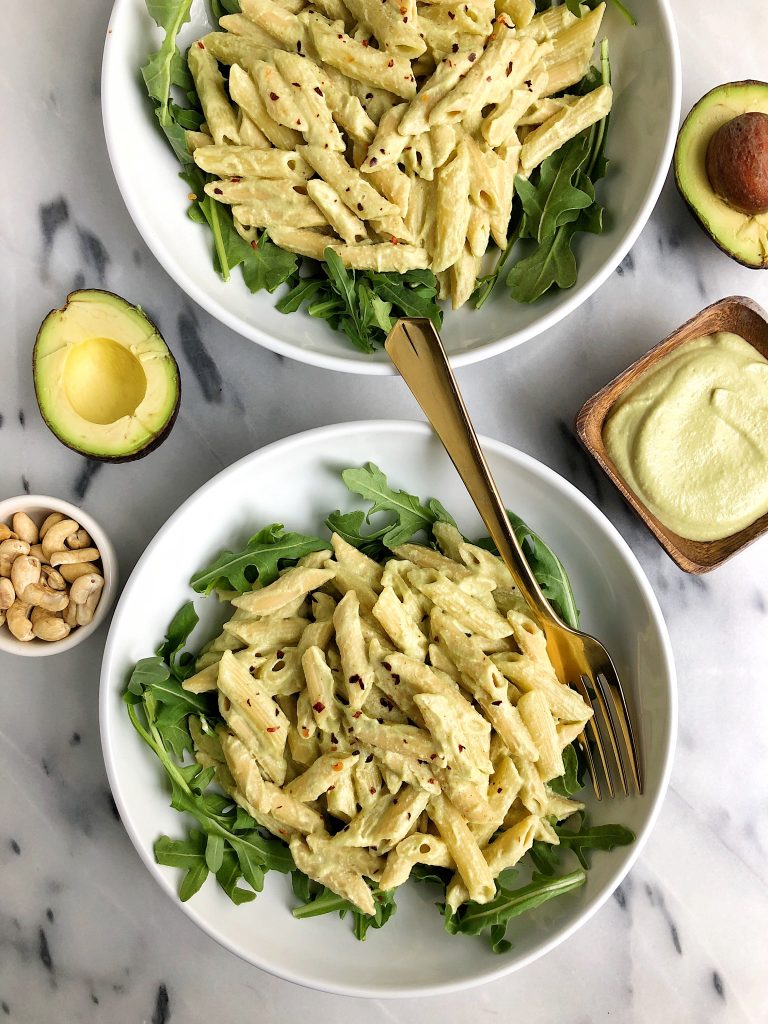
left=386, top=317, right=642, bottom=799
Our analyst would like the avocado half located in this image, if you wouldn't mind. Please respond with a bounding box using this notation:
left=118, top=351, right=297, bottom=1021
left=675, top=81, right=768, bottom=269
left=33, top=289, right=181, bottom=462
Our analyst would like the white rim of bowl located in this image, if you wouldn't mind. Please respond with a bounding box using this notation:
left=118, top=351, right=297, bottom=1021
left=99, top=420, right=677, bottom=997
left=100, top=2, right=682, bottom=376
left=0, top=494, right=118, bottom=658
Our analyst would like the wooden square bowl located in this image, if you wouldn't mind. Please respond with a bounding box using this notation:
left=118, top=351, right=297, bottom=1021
left=576, top=296, right=768, bottom=574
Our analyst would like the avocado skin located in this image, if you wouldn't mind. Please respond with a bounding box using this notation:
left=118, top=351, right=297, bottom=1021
left=674, top=80, right=768, bottom=270
left=33, top=288, right=181, bottom=462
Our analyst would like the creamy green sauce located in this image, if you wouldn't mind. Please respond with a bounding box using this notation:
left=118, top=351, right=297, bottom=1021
left=603, top=332, right=768, bottom=541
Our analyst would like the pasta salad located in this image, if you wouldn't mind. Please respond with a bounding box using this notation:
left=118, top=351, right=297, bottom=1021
left=125, top=464, right=633, bottom=950
left=141, top=0, right=629, bottom=352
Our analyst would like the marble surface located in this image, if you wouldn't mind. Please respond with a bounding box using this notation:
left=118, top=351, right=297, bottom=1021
left=2, top=1, right=767, bottom=1020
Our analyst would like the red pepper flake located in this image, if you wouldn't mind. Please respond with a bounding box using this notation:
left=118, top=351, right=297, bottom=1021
left=390, top=236, right=399, bottom=245
left=332, top=761, right=343, bottom=771
left=458, top=744, right=465, bottom=752
left=402, top=738, right=408, bottom=744
left=369, top=786, right=377, bottom=795
left=302, top=728, right=309, bottom=737
left=292, top=81, right=300, bottom=87
left=276, top=650, right=285, bottom=659
left=486, top=76, right=492, bottom=82
left=349, top=673, right=362, bottom=686
left=427, top=778, right=435, bottom=785
left=312, top=701, right=326, bottom=713
left=365, top=93, right=373, bottom=100
left=331, top=733, right=339, bottom=745
left=448, top=10, right=455, bottom=18
left=393, top=798, right=399, bottom=805
left=382, top=662, right=392, bottom=671
left=314, top=86, right=324, bottom=96
left=451, top=43, right=459, bottom=53
left=406, top=811, right=412, bottom=819
left=230, top=176, right=242, bottom=183
left=246, top=698, right=252, bottom=706
left=296, top=40, right=303, bottom=52
left=403, top=16, right=408, bottom=22
left=274, top=707, right=279, bottom=716
left=468, top=52, right=477, bottom=62
left=352, top=710, right=362, bottom=719
left=506, top=61, right=514, bottom=77
left=497, top=786, right=503, bottom=793
left=362, top=38, right=369, bottom=47
left=327, top=784, right=336, bottom=791
left=197, top=41, right=205, bottom=48
left=391, top=673, right=400, bottom=684
left=269, top=92, right=280, bottom=101
left=387, top=59, right=394, bottom=68
left=491, top=699, right=502, bottom=706
left=430, top=753, right=437, bottom=760
left=365, top=754, right=374, bottom=763
left=369, top=157, right=378, bottom=166
left=213, top=187, right=223, bottom=195
left=357, top=202, right=364, bottom=211
left=267, top=726, right=279, bottom=733
left=380, top=697, right=391, bottom=708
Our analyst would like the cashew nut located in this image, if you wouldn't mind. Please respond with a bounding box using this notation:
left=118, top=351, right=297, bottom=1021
left=39, top=512, right=65, bottom=539
left=12, top=512, right=39, bottom=545
left=0, top=578, right=15, bottom=611
left=70, top=573, right=104, bottom=606
left=0, top=538, right=30, bottom=560
left=67, top=528, right=92, bottom=550
left=6, top=601, right=33, bottom=641
left=59, top=561, right=100, bottom=583
left=0, top=524, right=16, bottom=542
left=41, top=565, right=67, bottom=591
left=50, top=547, right=101, bottom=567
left=11, top=555, right=41, bottom=597
left=33, top=616, right=71, bottom=642
left=29, top=543, right=45, bottom=561
left=0, top=557, right=12, bottom=578
left=22, top=582, right=69, bottom=613
left=30, top=604, right=59, bottom=626
left=63, top=599, right=79, bottom=627
left=41, top=519, right=79, bottom=560
left=0, top=610, right=5, bottom=628
left=76, top=588, right=102, bottom=627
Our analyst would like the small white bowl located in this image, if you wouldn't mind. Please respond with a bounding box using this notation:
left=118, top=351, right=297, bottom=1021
left=0, top=494, right=118, bottom=657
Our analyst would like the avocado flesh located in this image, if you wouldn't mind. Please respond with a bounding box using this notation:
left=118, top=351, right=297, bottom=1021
left=675, top=81, right=768, bottom=268
left=34, top=289, right=180, bottom=460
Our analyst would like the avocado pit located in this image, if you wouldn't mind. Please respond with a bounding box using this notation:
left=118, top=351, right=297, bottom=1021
left=705, top=111, right=768, bottom=215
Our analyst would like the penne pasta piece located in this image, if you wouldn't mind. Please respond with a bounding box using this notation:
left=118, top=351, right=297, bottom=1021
left=187, top=42, right=240, bottom=146
left=300, top=145, right=400, bottom=220
left=429, top=792, right=496, bottom=904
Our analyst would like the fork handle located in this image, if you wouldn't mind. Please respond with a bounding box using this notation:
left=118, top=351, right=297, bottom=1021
left=385, top=317, right=554, bottom=623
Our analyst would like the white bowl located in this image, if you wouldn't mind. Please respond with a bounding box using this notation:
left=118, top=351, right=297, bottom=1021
left=0, top=495, right=118, bottom=657
left=101, top=1, right=681, bottom=374
left=99, top=421, right=676, bottom=996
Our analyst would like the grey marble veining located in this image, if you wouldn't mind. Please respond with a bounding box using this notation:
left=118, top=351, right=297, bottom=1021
left=2, top=1, right=768, bottom=1021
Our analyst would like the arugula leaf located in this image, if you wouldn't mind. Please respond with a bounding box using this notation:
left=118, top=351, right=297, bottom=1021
left=549, top=742, right=584, bottom=797
left=216, top=847, right=258, bottom=905
left=515, top=135, right=592, bottom=243
left=155, top=829, right=209, bottom=901
left=326, top=463, right=456, bottom=558
left=127, top=656, right=170, bottom=695
left=190, top=524, right=327, bottom=595
left=156, top=600, right=198, bottom=675
left=529, top=839, right=562, bottom=877
left=141, top=0, right=193, bottom=124
left=291, top=878, right=396, bottom=940
left=353, top=887, right=397, bottom=940
left=554, top=814, right=635, bottom=869
left=507, top=221, right=578, bottom=303
left=241, top=233, right=299, bottom=294
left=446, top=870, right=586, bottom=949
left=277, top=252, right=442, bottom=353
left=476, top=511, right=579, bottom=628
